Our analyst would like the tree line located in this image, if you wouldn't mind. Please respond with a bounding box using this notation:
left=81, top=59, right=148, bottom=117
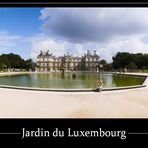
left=0, top=53, right=36, bottom=71
left=112, top=52, right=148, bottom=71
left=1, top=52, right=148, bottom=72
left=93, top=52, right=148, bottom=72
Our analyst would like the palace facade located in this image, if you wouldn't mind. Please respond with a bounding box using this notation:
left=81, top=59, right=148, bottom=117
left=36, top=50, right=100, bottom=72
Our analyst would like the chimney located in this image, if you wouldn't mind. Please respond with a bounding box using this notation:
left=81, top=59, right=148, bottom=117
left=94, top=50, right=96, bottom=55
left=87, top=50, right=89, bottom=55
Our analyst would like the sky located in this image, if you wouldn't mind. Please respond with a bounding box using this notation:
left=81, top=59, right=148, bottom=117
left=1, top=8, right=148, bottom=62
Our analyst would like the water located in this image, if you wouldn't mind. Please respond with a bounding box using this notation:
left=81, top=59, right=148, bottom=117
left=0, top=72, right=145, bottom=89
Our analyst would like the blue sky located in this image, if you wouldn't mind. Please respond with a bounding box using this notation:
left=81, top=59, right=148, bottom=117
left=0, top=8, right=41, bottom=36
left=0, top=8, right=42, bottom=59
left=1, top=8, right=148, bottom=62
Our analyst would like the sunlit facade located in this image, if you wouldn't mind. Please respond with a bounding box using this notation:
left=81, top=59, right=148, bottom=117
left=36, top=50, right=100, bottom=72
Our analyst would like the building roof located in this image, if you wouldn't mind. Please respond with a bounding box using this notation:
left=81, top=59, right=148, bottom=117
left=37, top=50, right=54, bottom=58
left=37, top=50, right=99, bottom=59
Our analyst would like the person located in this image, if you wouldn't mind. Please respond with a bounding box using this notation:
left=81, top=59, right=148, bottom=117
left=97, top=80, right=104, bottom=92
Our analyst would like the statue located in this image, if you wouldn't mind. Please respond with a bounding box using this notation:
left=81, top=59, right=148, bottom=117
left=46, top=50, right=50, bottom=56
left=40, top=50, right=43, bottom=56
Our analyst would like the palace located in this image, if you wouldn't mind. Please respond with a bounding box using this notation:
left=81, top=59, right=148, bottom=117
left=36, top=50, right=100, bottom=72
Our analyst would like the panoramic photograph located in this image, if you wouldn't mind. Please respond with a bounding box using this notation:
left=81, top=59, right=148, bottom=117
left=0, top=7, right=148, bottom=118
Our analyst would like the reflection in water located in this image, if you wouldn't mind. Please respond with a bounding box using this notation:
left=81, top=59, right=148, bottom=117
left=103, top=74, right=114, bottom=87
left=0, top=72, right=145, bottom=89
left=72, top=73, right=76, bottom=80
left=112, top=75, right=144, bottom=87
left=61, top=73, right=65, bottom=79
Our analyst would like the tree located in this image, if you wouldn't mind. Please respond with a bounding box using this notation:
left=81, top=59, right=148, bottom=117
left=99, top=59, right=107, bottom=66
left=0, top=53, right=24, bottom=69
left=128, top=62, right=137, bottom=72
left=106, top=63, right=113, bottom=71
left=112, top=52, right=132, bottom=69
left=25, top=59, right=36, bottom=71
left=0, top=53, right=35, bottom=71
left=99, top=59, right=108, bottom=71
left=112, top=52, right=148, bottom=71
left=0, top=62, right=7, bottom=70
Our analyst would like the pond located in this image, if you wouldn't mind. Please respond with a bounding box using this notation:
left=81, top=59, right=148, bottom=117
left=0, top=72, right=145, bottom=89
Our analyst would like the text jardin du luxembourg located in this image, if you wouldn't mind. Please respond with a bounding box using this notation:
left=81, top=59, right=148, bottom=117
left=22, top=128, right=126, bottom=140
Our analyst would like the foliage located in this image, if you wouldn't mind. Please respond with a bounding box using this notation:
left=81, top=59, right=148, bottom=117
left=0, top=53, right=35, bottom=71
left=112, top=52, right=148, bottom=70
left=99, top=59, right=108, bottom=70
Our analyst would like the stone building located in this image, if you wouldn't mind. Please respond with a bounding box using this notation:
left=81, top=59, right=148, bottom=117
left=36, top=50, right=100, bottom=72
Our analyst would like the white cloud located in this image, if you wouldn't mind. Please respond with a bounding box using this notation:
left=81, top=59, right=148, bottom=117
left=29, top=8, right=148, bottom=62
left=29, top=34, right=69, bottom=60
left=39, top=8, right=148, bottom=43
left=29, top=33, right=148, bottom=63
left=96, top=36, right=148, bottom=62
left=0, top=31, right=22, bottom=49
left=29, top=34, right=97, bottom=61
